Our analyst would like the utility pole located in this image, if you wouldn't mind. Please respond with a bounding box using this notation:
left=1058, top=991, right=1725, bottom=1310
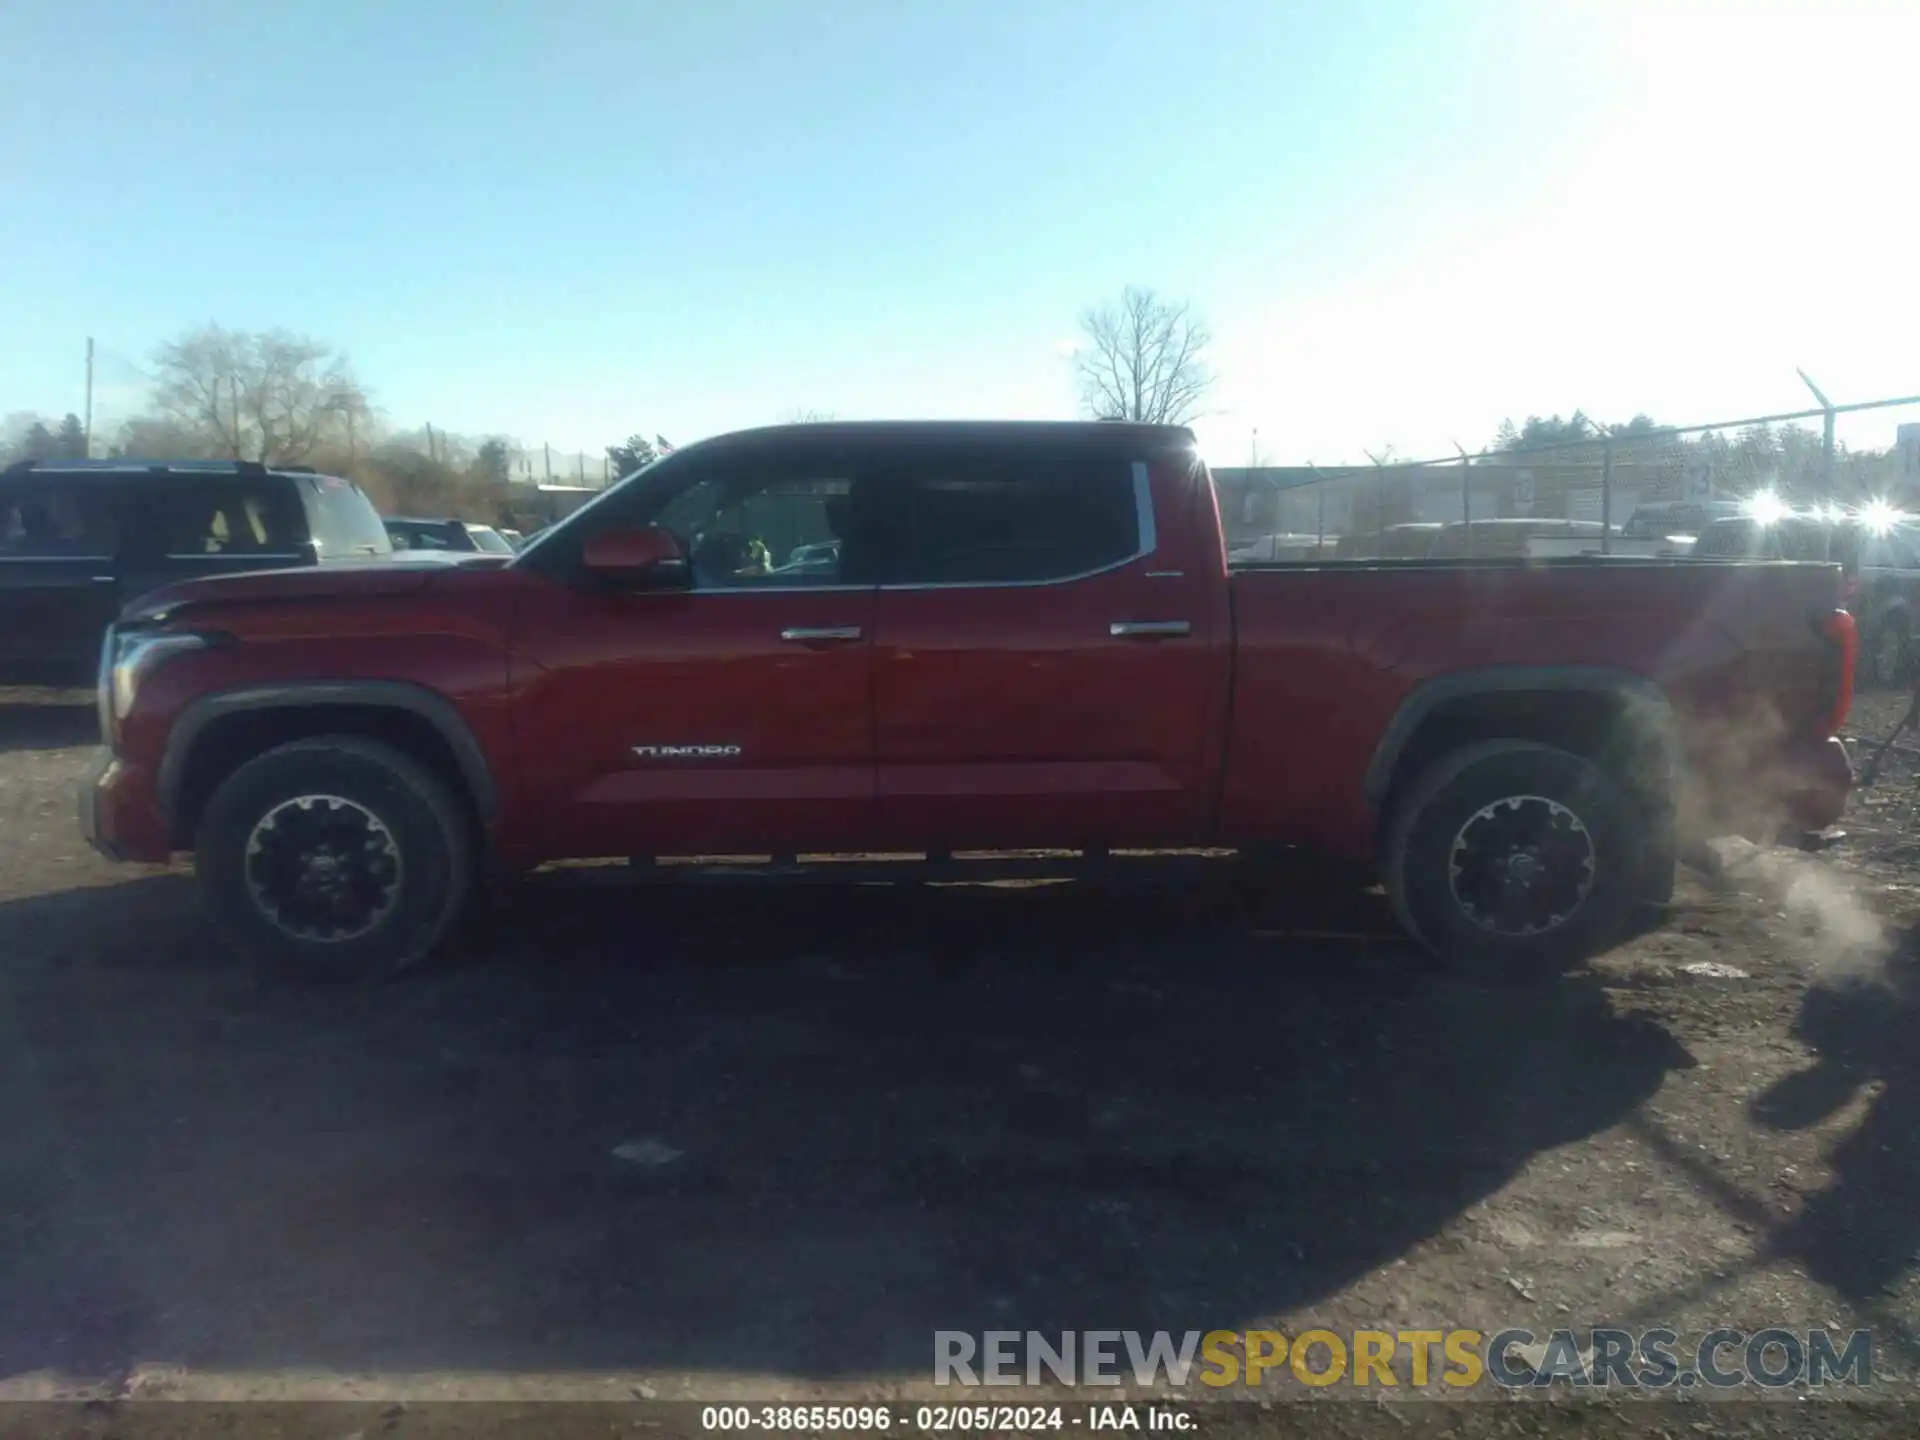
left=425, top=422, right=436, bottom=464
left=544, top=443, right=552, bottom=482
left=1598, top=432, right=1614, bottom=554
left=83, top=337, right=94, bottom=458
left=1308, top=463, right=1327, bottom=553
left=1453, top=443, right=1473, bottom=558
left=1364, top=450, right=1390, bottom=556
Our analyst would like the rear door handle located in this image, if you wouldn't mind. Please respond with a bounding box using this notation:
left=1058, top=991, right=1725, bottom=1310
left=780, top=626, right=864, bottom=643
left=1109, top=621, right=1191, bottom=638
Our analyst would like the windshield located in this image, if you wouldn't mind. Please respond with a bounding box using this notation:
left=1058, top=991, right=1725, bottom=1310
left=301, top=474, right=392, bottom=556
left=1694, top=520, right=1765, bottom=557
left=385, top=520, right=466, bottom=550
left=1622, top=503, right=1730, bottom=540
left=465, top=525, right=514, bottom=554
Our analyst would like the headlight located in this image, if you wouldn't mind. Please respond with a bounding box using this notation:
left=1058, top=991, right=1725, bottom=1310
left=108, top=630, right=212, bottom=730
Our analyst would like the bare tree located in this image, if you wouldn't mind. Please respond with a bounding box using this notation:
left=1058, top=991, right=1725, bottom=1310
left=150, top=325, right=369, bottom=464
left=1073, top=287, right=1214, bottom=425
left=108, top=414, right=213, bottom=459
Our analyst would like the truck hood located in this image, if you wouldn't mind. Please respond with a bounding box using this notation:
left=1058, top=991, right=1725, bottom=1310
left=121, top=553, right=511, bottom=624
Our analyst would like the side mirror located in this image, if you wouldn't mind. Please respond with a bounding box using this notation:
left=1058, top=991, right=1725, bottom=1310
left=581, top=526, right=689, bottom=588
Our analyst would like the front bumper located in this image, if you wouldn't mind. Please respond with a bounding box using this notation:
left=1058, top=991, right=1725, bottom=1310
left=80, top=751, right=171, bottom=864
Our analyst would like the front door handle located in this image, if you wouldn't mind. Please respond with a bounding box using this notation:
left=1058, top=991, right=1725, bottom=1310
left=780, top=626, right=864, bottom=643
left=1109, top=620, right=1191, bottom=638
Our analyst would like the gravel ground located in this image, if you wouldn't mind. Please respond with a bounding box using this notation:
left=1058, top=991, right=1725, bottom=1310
left=0, top=692, right=1916, bottom=1436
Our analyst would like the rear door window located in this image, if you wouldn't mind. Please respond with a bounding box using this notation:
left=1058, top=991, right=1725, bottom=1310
left=881, top=449, right=1141, bottom=586
left=303, top=475, right=392, bottom=557
left=147, top=480, right=304, bottom=557
left=0, top=476, right=124, bottom=557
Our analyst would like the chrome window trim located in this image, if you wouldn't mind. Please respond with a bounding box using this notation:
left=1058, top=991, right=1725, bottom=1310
left=667, top=582, right=876, bottom=596
left=0, top=553, right=115, bottom=563
left=162, top=551, right=305, bottom=562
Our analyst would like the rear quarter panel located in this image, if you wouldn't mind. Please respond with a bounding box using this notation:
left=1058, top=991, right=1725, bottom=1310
left=1220, top=558, right=1846, bottom=858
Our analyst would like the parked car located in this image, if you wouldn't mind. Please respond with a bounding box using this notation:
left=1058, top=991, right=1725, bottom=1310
left=0, top=458, right=391, bottom=688
left=82, top=420, right=1854, bottom=983
left=497, top=528, right=526, bottom=550
left=384, top=518, right=516, bottom=555
left=1427, top=518, right=1613, bottom=559
left=1228, top=532, right=1332, bottom=562
left=1332, top=523, right=1443, bottom=559
left=1692, top=511, right=1920, bottom=685
left=1613, top=500, right=1743, bottom=557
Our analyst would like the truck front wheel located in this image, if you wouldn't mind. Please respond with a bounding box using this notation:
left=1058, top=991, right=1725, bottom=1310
left=1384, top=740, right=1639, bottom=981
left=195, top=736, right=475, bottom=982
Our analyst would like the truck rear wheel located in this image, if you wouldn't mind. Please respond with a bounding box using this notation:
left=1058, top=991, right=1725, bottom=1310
left=1383, top=740, right=1639, bottom=981
left=195, top=736, right=475, bottom=983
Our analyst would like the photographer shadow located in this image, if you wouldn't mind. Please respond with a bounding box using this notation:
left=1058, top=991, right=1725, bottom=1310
left=1751, top=938, right=1920, bottom=1304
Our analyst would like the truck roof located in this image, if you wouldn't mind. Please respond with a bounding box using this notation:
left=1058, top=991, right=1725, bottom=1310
left=684, top=419, right=1198, bottom=457
left=2, top=458, right=326, bottom=480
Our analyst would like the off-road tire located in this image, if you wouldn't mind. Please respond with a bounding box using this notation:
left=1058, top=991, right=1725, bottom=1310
left=195, top=735, right=475, bottom=983
left=1383, top=740, right=1640, bottom=982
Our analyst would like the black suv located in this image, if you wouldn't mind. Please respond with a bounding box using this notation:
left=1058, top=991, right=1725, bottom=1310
left=1694, top=512, right=1920, bottom=685
left=0, top=459, right=392, bottom=687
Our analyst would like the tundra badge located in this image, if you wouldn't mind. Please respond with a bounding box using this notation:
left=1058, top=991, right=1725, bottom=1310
left=632, top=744, right=743, bottom=759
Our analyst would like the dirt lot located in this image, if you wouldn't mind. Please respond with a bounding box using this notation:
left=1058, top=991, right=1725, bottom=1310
left=1, top=693, right=1917, bottom=1431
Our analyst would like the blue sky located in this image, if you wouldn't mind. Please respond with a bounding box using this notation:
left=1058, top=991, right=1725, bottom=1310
left=3, top=0, right=1916, bottom=463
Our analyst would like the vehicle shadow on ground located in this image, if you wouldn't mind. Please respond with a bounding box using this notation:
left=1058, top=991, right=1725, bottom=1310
left=0, top=865, right=1693, bottom=1382
left=1751, top=934, right=1920, bottom=1305
left=0, top=703, right=96, bottom=753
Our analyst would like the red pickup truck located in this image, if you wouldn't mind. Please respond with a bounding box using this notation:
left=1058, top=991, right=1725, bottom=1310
left=82, top=421, right=1857, bottom=981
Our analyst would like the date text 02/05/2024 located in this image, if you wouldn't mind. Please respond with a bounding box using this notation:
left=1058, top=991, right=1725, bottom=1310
left=699, top=1404, right=1191, bottom=1432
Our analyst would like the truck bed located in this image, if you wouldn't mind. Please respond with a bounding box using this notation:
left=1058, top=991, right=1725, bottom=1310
left=1220, top=557, right=1850, bottom=856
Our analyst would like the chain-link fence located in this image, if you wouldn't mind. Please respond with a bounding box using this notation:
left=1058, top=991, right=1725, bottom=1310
left=1213, top=393, right=1920, bottom=562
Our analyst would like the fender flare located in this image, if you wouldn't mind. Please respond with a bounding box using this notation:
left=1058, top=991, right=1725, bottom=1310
left=1362, top=666, right=1681, bottom=812
left=157, top=680, right=500, bottom=826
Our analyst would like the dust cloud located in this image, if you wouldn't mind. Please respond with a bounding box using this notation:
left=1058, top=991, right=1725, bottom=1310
left=1705, top=837, right=1890, bottom=984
